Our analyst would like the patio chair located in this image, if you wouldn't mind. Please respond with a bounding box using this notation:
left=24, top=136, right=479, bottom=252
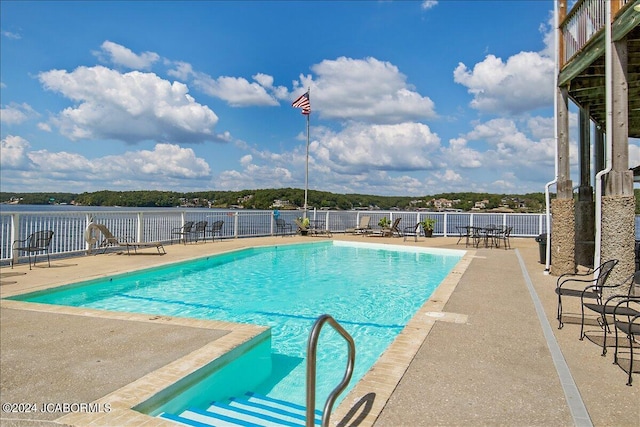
left=493, top=226, right=512, bottom=249
left=11, top=230, right=54, bottom=270
left=556, top=259, right=618, bottom=329
left=403, top=223, right=420, bottom=242
left=210, top=220, right=224, bottom=241
left=613, top=305, right=640, bottom=386
left=294, top=218, right=310, bottom=235
left=347, top=216, right=371, bottom=235
left=275, top=218, right=292, bottom=236
left=85, top=223, right=165, bottom=255
left=580, top=271, right=640, bottom=355
left=191, top=220, right=208, bottom=243
left=172, top=221, right=194, bottom=244
left=309, top=219, right=332, bottom=238
left=456, top=226, right=471, bottom=246
left=386, top=217, right=403, bottom=237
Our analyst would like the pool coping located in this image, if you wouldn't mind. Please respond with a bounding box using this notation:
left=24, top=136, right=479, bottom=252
left=1, top=237, right=473, bottom=426
left=331, top=249, right=475, bottom=426
left=0, top=298, right=269, bottom=426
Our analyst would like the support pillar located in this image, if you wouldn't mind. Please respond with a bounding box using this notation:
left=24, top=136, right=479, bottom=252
left=600, top=37, right=635, bottom=289
left=575, top=107, right=594, bottom=267
left=551, top=85, right=575, bottom=276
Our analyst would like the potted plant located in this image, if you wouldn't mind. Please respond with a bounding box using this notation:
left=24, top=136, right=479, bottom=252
left=378, top=217, right=391, bottom=228
left=420, top=217, right=436, bottom=237
left=297, top=217, right=310, bottom=235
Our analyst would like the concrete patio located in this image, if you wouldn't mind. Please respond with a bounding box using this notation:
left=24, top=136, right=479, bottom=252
left=1, top=234, right=638, bottom=426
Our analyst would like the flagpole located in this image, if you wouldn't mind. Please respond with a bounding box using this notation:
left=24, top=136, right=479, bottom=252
left=304, top=110, right=309, bottom=216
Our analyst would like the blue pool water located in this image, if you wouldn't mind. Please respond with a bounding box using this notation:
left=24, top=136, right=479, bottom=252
left=11, top=240, right=463, bottom=414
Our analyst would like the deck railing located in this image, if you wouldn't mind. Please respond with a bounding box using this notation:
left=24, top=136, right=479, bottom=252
left=559, top=0, right=630, bottom=66
left=0, top=208, right=552, bottom=265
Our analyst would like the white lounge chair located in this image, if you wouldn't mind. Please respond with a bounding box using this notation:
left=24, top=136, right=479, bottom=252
left=85, top=223, right=165, bottom=255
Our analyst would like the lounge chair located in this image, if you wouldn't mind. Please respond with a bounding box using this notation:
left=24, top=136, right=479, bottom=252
left=556, top=259, right=618, bottom=329
left=346, top=216, right=371, bottom=235
left=275, top=218, right=292, bottom=236
left=11, top=230, right=54, bottom=270
left=580, top=271, right=640, bottom=355
left=210, top=220, right=224, bottom=241
left=172, top=221, right=194, bottom=244
left=295, top=218, right=310, bottom=235
left=371, top=217, right=402, bottom=237
left=387, top=217, right=402, bottom=237
left=85, top=223, right=165, bottom=255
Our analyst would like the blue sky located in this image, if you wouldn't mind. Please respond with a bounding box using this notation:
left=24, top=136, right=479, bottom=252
left=2, top=1, right=638, bottom=196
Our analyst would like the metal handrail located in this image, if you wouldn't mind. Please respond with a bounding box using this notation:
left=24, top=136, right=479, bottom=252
left=306, top=314, right=356, bottom=427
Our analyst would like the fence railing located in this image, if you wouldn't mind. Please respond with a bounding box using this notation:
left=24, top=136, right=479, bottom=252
left=0, top=208, right=552, bottom=265
left=559, top=0, right=630, bottom=66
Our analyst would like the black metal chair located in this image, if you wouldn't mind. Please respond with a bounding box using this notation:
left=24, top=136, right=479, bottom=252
left=172, top=221, right=194, bottom=244
left=191, top=220, right=208, bottom=243
left=556, top=259, right=618, bottom=329
left=580, top=271, right=640, bottom=355
left=613, top=300, right=640, bottom=386
left=456, top=225, right=471, bottom=246
left=275, top=218, right=292, bottom=236
left=11, top=230, right=54, bottom=270
left=210, top=220, right=224, bottom=242
left=403, top=223, right=420, bottom=242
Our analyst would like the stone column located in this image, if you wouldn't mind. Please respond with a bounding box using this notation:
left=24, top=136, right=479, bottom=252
left=551, top=85, right=575, bottom=276
left=600, top=37, right=635, bottom=289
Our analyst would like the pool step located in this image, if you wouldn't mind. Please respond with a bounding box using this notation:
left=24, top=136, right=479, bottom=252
left=160, top=392, right=323, bottom=427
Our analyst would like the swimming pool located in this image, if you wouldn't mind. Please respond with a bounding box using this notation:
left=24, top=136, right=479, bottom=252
left=11, top=240, right=464, bottom=423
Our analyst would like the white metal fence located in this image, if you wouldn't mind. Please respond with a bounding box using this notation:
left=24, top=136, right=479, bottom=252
left=0, top=208, right=553, bottom=265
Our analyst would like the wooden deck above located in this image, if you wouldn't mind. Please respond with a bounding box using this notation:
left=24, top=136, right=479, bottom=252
left=558, top=0, right=639, bottom=138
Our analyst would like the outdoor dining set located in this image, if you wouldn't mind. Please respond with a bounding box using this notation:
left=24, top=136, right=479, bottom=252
left=456, top=225, right=512, bottom=249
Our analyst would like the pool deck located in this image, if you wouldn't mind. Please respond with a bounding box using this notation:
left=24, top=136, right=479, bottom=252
left=1, top=235, right=638, bottom=426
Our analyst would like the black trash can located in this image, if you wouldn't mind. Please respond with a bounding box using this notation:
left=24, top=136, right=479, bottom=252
left=535, top=233, right=548, bottom=264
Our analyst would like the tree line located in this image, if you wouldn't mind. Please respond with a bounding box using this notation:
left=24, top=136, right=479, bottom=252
left=0, top=188, right=566, bottom=212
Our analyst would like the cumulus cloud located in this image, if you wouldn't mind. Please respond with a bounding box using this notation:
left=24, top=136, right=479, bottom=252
left=168, top=61, right=286, bottom=107
left=314, top=122, right=441, bottom=173
left=453, top=51, right=554, bottom=115
left=443, top=138, right=483, bottom=168
left=0, top=140, right=212, bottom=191
left=94, top=40, right=160, bottom=70
left=1, top=102, right=38, bottom=125
left=1, top=135, right=31, bottom=168
left=296, top=57, right=436, bottom=123
left=460, top=117, right=560, bottom=182
left=38, top=65, right=220, bottom=144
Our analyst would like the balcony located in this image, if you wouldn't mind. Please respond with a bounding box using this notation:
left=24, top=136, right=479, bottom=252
left=558, top=0, right=639, bottom=137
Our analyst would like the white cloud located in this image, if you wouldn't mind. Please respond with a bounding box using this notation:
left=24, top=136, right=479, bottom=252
left=315, top=122, right=441, bottom=173
left=2, top=31, right=21, bottom=40
left=1, top=102, right=38, bottom=125
left=38, top=65, right=219, bottom=144
left=421, top=1, right=438, bottom=11
left=453, top=51, right=554, bottom=115
left=443, top=138, right=482, bottom=168
left=94, top=41, right=160, bottom=70
left=0, top=141, right=212, bottom=191
left=194, top=74, right=280, bottom=107
left=298, top=57, right=436, bottom=123
left=1, top=135, right=31, bottom=168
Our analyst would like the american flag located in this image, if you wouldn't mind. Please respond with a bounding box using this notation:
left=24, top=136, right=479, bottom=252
left=291, top=91, right=311, bottom=115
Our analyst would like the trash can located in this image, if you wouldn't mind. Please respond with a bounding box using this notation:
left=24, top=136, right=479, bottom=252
left=535, top=233, right=548, bottom=264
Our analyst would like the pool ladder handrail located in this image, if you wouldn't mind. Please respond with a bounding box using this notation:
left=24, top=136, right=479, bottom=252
left=306, top=314, right=356, bottom=427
